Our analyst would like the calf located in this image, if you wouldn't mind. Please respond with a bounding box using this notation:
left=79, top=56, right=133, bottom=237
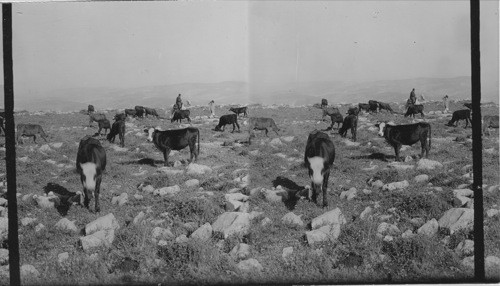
left=124, top=109, right=137, bottom=117
left=76, top=136, right=106, bottom=212
left=447, top=109, right=472, bottom=128
left=88, top=105, right=95, bottom=114
left=229, top=106, right=248, bottom=117
left=404, top=104, right=424, bottom=118
left=248, top=117, right=280, bottom=144
left=338, top=114, right=358, bottom=141
left=171, top=110, right=191, bottom=123
left=482, top=115, right=499, bottom=136
left=378, top=102, right=394, bottom=113
left=144, top=127, right=200, bottom=166
left=214, top=114, right=240, bottom=133
left=368, top=100, right=379, bottom=113
left=89, top=113, right=106, bottom=127
left=107, top=120, right=125, bottom=147
left=95, top=119, right=111, bottom=136
left=358, top=103, right=370, bottom=113
left=135, top=105, right=146, bottom=118
left=376, top=122, right=431, bottom=162
left=144, top=107, right=159, bottom=118
left=304, top=130, right=335, bottom=208
left=16, top=123, right=48, bottom=144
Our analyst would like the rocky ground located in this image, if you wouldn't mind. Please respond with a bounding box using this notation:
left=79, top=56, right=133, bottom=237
left=0, top=100, right=498, bottom=284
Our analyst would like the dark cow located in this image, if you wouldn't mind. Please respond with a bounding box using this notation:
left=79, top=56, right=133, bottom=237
left=482, top=115, right=499, bottom=136
left=89, top=113, right=107, bottom=127
left=304, top=130, right=335, bottom=208
left=329, top=113, right=344, bottom=129
left=229, top=106, right=248, bottom=117
left=464, top=102, right=472, bottom=109
left=135, top=106, right=146, bottom=118
left=95, top=119, right=111, bottom=136
left=447, top=109, right=472, bottom=128
left=16, top=123, right=48, bottom=144
left=378, top=102, right=394, bottom=113
left=76, top=136, right=106, bottom=213
left=171, top=110, right=191, bottom=123
left=248, top=117, right=280, bottom=144
left=358, top=103, right=370, bottom=113
left=376, top=122, right=431, bottom=162
left=214, top=114, right=240, bottom=133
left=144, top=127, right=200, bottom=166
left=404, top=104, right=425, bottom=118
left=88, top=105, right=95, bottom=114
left=124, top=109, right=137, bottom=117
left=114, top=113, right=126, bottom=122
left=322, top=106, right=340, bottom=119
left=321, top=98, right=328, bottom=108
left=144, top=107, right=159, bottom=118
left=107, top=120, right=125, bottom=147
left=368, top=100, right=380, bottom=113
left=339, top=114, right=358, bottom=141
left=347, top=106, right=359, bottom=116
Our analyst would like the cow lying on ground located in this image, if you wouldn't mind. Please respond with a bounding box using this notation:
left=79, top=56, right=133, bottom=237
left=482, top=115, right=499, bottom=136
left=358, top=103, right=370, bottom=113
left=144, top=107, right=159, bottom=118
left=378, top=102, right=394, bottom=113
left=447, top=109, right=472, bottom=128
left=89, top=113, right=106, bottom=127
left=229, top=106, right=248, bottom=117
left=171, top=110, right=191, bottom=123
left=339, top=114, right=358, bottom=141
left=376, top=122, right=431, bottom=162
left=368, top=100, right=379, bottom=113
left=135, top=106, right=146, bottom=118
left=95, top=119, right=111, bottom=136
left=125, top=109, right=137, bottom=117
left=107, top=120, right=125, bottom=147
left=404, top=104, right=424, bottom=118
left=214, top=114, right=240, bottom=133
left=248, top=117, right=280, bottom=144
left=76, top=136, right=106, bottom=213
left=144, top=127, right=200, bottom=166
left=16, top=123, right=48, bottom=144
left=304, top=130, right=335, bottom=208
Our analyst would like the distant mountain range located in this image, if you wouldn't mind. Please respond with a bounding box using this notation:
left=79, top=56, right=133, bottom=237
left=2, top=76, right=497, bottom=112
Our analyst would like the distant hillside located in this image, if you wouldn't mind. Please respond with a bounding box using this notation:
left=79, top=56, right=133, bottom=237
left=2, top=77, right=497, bottom=112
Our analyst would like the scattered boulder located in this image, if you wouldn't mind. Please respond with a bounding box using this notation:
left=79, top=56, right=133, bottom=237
left=190, top=223, right=212, bottom=241
left=438, top=208, right=474, bottom=234
left=55, top=218, right=78, bottom=233
left=185, top=179, right=200, bottom=188
left=270, top=138, right=283, bottom=146
left=382, top=180, right=409, bottom=191
left=360, top=206, right=372, bottom=220
left=58, top=252, right=69, bottom=266
left=154, top=185, right=180, bottom=196
left=21, top=217, right=37, bottom=227
left=20, top=264, right=40, bottom=278
left=111, top=193, right=129, bottom=206
left=281, top=212, right=304, bottom=228
left=305, top=224, right=341, bottom=245
left=230, top=243, right=251, bottom=260
left=212, top=212, right=251, bottom=238
left=455, top=239, right=474, bottom=257
left=282, top=247, right=293, bottom=261
left=186, top=163, right=212, bottom=175
left=487, top=209, right=500, bottom=218
left=133, top=211, right=146, bottom=225
left=237, top=258, right=263, bottom=273
left=0, top=217, right=8, bottom=241
left=340, top=187, right=357, bottom=200
left=311, top=208, right=346, bottom=229
left=151, top=227, right=175, bottom=243
left=85, top=213, right=120, bottom=236
left=376, top=222, right=400, bottom=238
left=416, top=159, right=443, bottom=170
left=417, top=218, right=438, bottom=237
left=80, top=229, right=115, bottom=251
left=414, top=174, right=429, bottom=183
left=0, top=249, right=8, bottom=265
left=370, top=180, right=384, bottom=189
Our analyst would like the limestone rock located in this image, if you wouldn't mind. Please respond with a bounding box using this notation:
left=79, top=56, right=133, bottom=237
left=230, top=243, right=251, bottom=260
left=55, top=218, right=78, bottom=233
left=281, top=212, right=304, bottom=227
left=417, top=218, right=438, bottom=237
left=85, top=213, right=120, bottom=236
left=212, top=212, right=251, bottom=238
left=237, top=258, right=263, bottom=273
left=416, top=159, right=443, bottom=170
left=305, top=224, right=341, bottom=245
left=190, top=223, right=212, bottom=241
left=311, top=208, right=346, bottom=229
left=186, top=163, right=212, bottom=175
left=438, top=208, right=474, bottom=234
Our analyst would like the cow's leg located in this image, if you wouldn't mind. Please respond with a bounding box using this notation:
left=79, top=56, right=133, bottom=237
left=95, top=178, right=101, bottom=213
left=264, top=128, right=269, bottom=137
left=41, top=135, right=48, bottom=142
left=83, top=188, right=90, bottom=209
left=33, top=135, right=37, bottom=143
left=236, top=121, right=240, bottom=132
left=119, top=132, right=124, bottom=147
left=351, top=127, right=356, bottom=142
left=163, top=149, right=171, bottom=166
left=394, top=145, right=401, bottom=161
left=322, top=170, right=330, bottom=208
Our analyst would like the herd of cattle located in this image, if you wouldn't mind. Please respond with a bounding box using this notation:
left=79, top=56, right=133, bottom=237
left=2, top=98, right=499, bottom=212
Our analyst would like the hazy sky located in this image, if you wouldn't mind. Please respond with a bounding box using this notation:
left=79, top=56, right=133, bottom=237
left=1, top=1, right=498, bottom=98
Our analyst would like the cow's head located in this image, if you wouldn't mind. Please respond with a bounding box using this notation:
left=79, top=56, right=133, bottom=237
left=375, top=122, right=386, bottom=137
left=307, top=156, right=327, bottom=195
left=144, top=127, right=157, bottom=142
left=80, top=162, right=97, bottom=197
left=214, top=125, right=221, bottom=131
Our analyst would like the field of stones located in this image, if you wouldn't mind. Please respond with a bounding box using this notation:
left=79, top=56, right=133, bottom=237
left=0, top=99, right=498, bottom=284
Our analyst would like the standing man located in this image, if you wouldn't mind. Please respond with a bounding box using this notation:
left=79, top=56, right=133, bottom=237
left=176, top=94, right=183, bottom=110
left=443, top=95, right=450, bottom=113
left=208, top=100, right=215, bottom=118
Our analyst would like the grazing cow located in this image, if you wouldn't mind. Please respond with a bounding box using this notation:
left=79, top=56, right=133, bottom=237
left=214, top=114, right=240, bottom=133
left=329, top=113, right=344, bottom=129
left=482, top=115, right=499, bottom=136
left=95, top=119, right=111, bottom=136
left=144, top=107, right=159, bottom=118
left=248, top=117, right=280, bottom=144
left=339, top=114, right=358, bottom=141
left=464, top=102, right=472, bottom=109
left=135, top=106, right=146, bottom=118
left=321, top=98, right=328, bottom=108
left=447, top=109, right=472, bottom=128
left=124, top=109, right=137, bottom=117
left=144, top=127, right=200, bottom=166
left=171, top=110, right=191, bottom=123
left=114, top=113, right=126, bottom=122
left=89, top=113, right=107, bottom=127
left=368, top=100, right=380, bottom=113
left=229, top=106, right=248, bottom=117
left=378, top=102, right=394, bottom=113
left=404, top=104, right=425, bottom=118
left=358, top=103, right=370, bottom=113
left=376, top=122, right=431, bottom=162
left=76, top=136, right=106, bottom=212
left=88, top=105, right=95, bottom=114
left=304, top=130, right=335, bottom=208
left=16, top=123, right=48, bottom=144
left=107, top=120, right=125, bottom=147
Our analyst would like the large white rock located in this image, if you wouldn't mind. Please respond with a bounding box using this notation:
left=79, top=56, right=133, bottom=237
left=55, top=218, right=78, bottom=233
left=133, top=211, right=146, bottom=225
left=230, top=243, right=251, bottom=260
left=281, top=136, right=295, bottom=142
left=305, top=224, right=342, bottom=245
left=417, top=218, right=438, bottom=237
left=185, top=179, right=200, bottom=188
left=455, top=239, right=474, bottom=256
left=360, top=206, right=373, bottom=220
left=212, top=212, right=251, bottom=238
left=453, top=189, right=474, bottom=197
left=225, top=193, right=249, bottom=202
left=438, top=208, right=474, bottom=234
left=80, top=229, right=115, bottom=251
left=340, top=187, right=357, bottom=201
left=281, top=212, right=304, bottom=227
left=85, top=213, right=120, bottom=236
left=186, top=163, right=212, bottom=175
left=157, top=167, right=184, bottom=176
left=414, top=174, right=429, bottom=183
left=190, top=223, right=212, bottom=241
left=416, top=159, right=443, bottom=170
left=237, top=258, right=263, bottom=273
left=382, top=180, right=409, bottom=191
left=270, top=138, right=283, bottom=146
left=111, top=193, right=129, bottom=206
left=20, top=264, right=40, bottom=278
left=154, top=185, right=180, bottom=196
left=377, top=222, right=401, bottom=237
left=311, top=208, right=346, bottom=229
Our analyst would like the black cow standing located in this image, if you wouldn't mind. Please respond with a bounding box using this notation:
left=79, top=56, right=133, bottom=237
left=76, top=136, right=106, bottom=213
left=124, top=109, right=137, bottom=117
left=16, top=124, right=48, bottom=144
left=405, top=104, right=425, bottom=118
left=447, top=109, right=472, bottom=128
left=304, top=130, right=335, bottom=208
left=144, top=107, right=159, bottom=118
left=135, top=106, right=146, bottom=118
left=171, top=110, right=191, bottom=123
left=358, top=103, right=370, bottom=113
left=376, top=122, right=431, bottom=162
left=368, top=100, right=379, bottom=113
left=214, top=114, right=240, bottom=133
left=144, top=127, right=200, bottom=166
left=339, top=114, right=358, bottom=142
left=107, top=120, right=126, bottom=147
left=88, top=105, right=95, bottom=114
left=95, top=119, right=111, bottom=136
left=229, top=107, right=248, bottom=117
left=378, top=102, right=394, bottom=113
